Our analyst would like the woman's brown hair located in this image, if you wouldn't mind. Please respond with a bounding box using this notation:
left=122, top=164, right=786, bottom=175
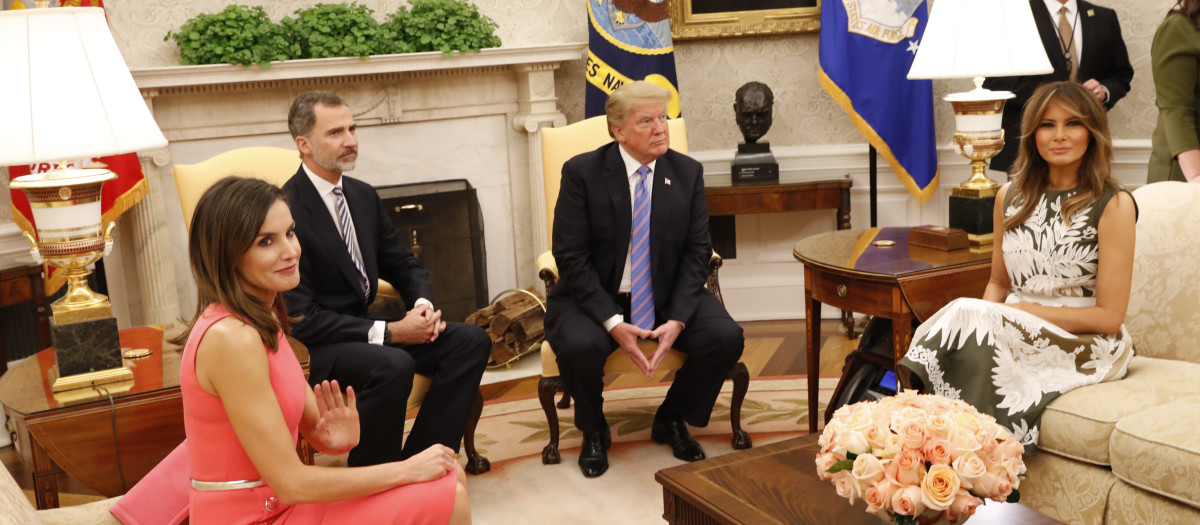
left=171, top=176, right=292, bottom=351
left=1005, top=81, right=1119, bottom=231
left=1170, top=0, right=1200, bottom=28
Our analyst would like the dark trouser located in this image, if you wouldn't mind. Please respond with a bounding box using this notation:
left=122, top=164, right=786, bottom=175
left=306, top=321, right=490, bottom=467
left=546, top=292, right=744, bottom=434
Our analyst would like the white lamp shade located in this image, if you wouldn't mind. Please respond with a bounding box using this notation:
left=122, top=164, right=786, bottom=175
left=0, top=7, right=166, bottom=165
left=908, top=0, right=1054, bottom=79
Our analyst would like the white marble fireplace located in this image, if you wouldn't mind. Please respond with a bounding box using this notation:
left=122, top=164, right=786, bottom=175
left=105, top=44, right=585, bottom=326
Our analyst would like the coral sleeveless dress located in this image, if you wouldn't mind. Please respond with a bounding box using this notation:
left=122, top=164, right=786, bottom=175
left=181, top=303, right=457, bottom=524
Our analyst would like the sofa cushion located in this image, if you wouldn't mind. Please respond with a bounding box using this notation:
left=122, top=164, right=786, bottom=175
left=1039, top=356, right=1200, bottom=465
left=1021, top=451, right=1114, bottom=525
left=1109, top=396, right=1200, bottom=510
left=1105, top=479, right=1200, bottom=525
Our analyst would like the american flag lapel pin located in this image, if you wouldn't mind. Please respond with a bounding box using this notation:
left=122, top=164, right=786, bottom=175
left=665, top=178, right=672, bottom=186
left=1087, top=9, right=1094, bottom=16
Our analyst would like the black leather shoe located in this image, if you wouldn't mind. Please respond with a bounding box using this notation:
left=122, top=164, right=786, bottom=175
left=578, top=429, right=609, bottom=478
left=651, top=415, right=706, bottom=462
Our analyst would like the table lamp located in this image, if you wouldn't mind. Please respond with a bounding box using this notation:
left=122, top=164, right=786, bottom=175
left=907, top=0, right=1053, bottom=245
left=1, top=5, right=167, bottom=392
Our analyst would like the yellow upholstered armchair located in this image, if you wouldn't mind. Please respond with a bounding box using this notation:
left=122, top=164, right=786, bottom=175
left=535, top=116, right=751, bottom=465
left=172, top=147, right=489, bottom=474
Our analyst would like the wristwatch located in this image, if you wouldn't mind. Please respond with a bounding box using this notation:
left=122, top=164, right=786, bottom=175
left=383, top=325, right=392, bottom=344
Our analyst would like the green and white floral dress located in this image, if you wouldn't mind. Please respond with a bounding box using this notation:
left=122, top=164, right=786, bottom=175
left=899, top=187, right=1135, bottom=454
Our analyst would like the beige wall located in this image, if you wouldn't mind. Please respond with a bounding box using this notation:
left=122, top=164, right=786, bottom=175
left=0, top=0, right=1177, bottom=230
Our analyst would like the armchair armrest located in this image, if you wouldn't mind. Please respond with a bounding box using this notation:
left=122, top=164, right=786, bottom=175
left=537, top=250, right=724, bottom=305
left=538, top=250, right=559, bottom=293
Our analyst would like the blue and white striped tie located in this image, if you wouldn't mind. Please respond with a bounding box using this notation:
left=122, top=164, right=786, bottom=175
left=631, top=165, right=655, bottom=332
left=332, top=186, right=370, bottom=299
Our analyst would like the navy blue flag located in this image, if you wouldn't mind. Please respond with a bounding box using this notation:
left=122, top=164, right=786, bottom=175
left=584, top=0, right=680, bottom=119
left=819, top=0, right=938, bottom=203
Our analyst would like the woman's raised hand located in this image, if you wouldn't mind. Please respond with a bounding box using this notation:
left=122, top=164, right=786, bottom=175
left=311, top=380, right=359, bottom=454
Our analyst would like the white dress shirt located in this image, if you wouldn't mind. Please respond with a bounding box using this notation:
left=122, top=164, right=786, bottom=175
left=602, top=145, right=657, bottom=332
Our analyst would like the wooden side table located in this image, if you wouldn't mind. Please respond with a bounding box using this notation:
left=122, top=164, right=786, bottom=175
left=793, top=228, right=991, bottom=433
left=0, top=265, right=52, bottom=374
left=656, top=433, right=1061, bottom=524
left=0, top=326, right=184, bottom=509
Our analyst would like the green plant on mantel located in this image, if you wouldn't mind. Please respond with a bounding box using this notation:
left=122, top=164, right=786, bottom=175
left=164, top=5, right=298, bottom=67
left=283, top=3, right=386, bottom=59
left=165, top=1, right=502, bottom=67
left=384, top=0, right=502, bottom=56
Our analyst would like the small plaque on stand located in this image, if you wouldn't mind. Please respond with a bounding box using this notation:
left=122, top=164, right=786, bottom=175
left=908, top=225, right=969, bottom=251
left=731, top=142, right=779, bottom=185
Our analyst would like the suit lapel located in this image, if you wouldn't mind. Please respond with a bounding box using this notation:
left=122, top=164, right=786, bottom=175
left=1077, top=1, right=1097, bottom=76
left=291, top=170, right=368, bottom=295
left=1031, top=0, right=1070, bottom=79
left=342, top=181, right=378, bottom=288
left=649, top=154, right=673, bottom=273
left=605, top=145, right=633, bottom=287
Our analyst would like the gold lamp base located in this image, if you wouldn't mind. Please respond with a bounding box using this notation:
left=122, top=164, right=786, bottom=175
left=51, top=365, right=134, bottom=393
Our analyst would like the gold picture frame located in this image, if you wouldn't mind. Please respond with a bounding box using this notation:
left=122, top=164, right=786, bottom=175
left=669, top=0, right=821, bottom=41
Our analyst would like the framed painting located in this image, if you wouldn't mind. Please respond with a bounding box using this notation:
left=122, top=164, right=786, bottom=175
left=669, top=0, right=820, bottom=40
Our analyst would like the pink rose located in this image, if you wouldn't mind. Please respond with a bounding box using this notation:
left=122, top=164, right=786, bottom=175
left=1001, top=456, right=1026, bottom=488
left=920, top=464, right=961, bottom=511
left=832, top=470, right=860, bottom=504
left=852, top=452, right=887, bottom=489
left=815, top=452, right=839, bottom=480
left=923, top=439, right=953, bottom=466
left=974, top=472, right=1013, bottom=501
left=864, top=479, right=898, bottom=514
left=891, top=484, right=927, bottom=518
left=951, top=451, right=988, bottom=488
left=865, top=425, right=890, bottom=451
left=886, top=448, right=926, bottom=486
left=900, top=420, right=930, bottom=450
left=880, top=434, right=904, bottom=459
left=944, top=489, right=983, bottom=522
left=948, top=427, right=981, bottom=457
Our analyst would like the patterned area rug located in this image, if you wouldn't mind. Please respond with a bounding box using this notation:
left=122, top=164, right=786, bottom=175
left=462, top=376, right=836, bottom=525
left=456, top=376, right=837, bottom=465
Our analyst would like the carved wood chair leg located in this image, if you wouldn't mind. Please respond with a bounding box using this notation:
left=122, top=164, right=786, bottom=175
left=462, top=388, right=491, bottom=474
left=727, top=363, right=752, bottom=449
left=539, top=376, right=563, bottom=465
left=557, top=387, right=572, bottom=409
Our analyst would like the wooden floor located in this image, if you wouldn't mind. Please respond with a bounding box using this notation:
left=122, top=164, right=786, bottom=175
left=3, top=318, right=861, bottom=500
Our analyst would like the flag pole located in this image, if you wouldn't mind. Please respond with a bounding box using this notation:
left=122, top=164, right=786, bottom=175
left=869, top=146, right=878, bottom=228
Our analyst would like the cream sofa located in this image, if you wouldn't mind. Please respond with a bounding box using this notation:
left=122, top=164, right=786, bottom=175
left=1021, top=181, right=1200, bottom=524
left=0, top=462, right=119, bottom=525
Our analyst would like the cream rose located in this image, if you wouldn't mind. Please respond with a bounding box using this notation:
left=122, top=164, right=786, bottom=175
left=948, top=426, right=982, bottom=457
left=899, top=420, right=930, bottom=450
left=890, top=484, right=926, bottom=518
left=926, top=414, right=953, bottom=438
left=842, top=430, right=871, bottom=456
left=923, top=439, right=954, bottom=466
left=852, top=452, right=887, bottom=490
left=920, top=464, right=961, bottom=511
left=865, top=425, right=890, bottom=451
left=955, top=411, right=981, bottom=432
left=945, top=489, right=983, bottom=522
left=832, top=470, right=860, bottom=504
left=815, top=452, right=840, bottom=480
left=951, top=451, right=988, bottom=488
left=864, top=478, right=898, bottom=514
left=887, top=448, right=925, bottom=487
left=974, top=472, right=1013, bottom=501
left=844, top=403, right=876, bottom=431
left=880, top=434, right=904, bottom=459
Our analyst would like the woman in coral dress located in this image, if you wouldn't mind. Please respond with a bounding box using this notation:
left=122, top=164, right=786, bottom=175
left=900, top=82, right=1137, bottom=454
left=176, top=176, right=469, bottom=524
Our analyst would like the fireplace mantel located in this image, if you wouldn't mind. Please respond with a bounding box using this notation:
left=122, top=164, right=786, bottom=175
left=101, top=44, right=584, bottom=327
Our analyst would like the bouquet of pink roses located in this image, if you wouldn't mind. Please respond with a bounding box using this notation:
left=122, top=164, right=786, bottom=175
left=815, top=391, right=1026, bottom=525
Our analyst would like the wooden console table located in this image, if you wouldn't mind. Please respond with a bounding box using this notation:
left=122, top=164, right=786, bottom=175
left=793, top=227, right=991, bottom=433
left=705, top=177, right=852, bottom=229
left=656, top=433, right=1060, bottom=524
left=0, top=326, right=184, bottom=509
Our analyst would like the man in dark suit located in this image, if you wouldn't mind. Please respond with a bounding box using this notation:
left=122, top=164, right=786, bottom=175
left=984, top=0, right=1133, bottom=173
left=281, top=91, right=490, bottom=467
left=545, top=81, right=744, bottom=478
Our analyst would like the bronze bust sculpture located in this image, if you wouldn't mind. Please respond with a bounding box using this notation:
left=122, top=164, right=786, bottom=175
left=734, top=81, right=773, bottom=145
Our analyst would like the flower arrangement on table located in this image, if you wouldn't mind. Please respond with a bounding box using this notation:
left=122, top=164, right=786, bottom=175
left=815, top=391, right=1026, bottom=525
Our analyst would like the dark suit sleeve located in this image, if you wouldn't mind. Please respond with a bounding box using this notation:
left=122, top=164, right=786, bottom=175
left=664, top=159, right=712, bottom=325
left=366, top=188, right=434, bottom=308
left=286, top=226, right=376, bottom=345
left=1096, top=12, right=1133, bottom=109
left=551, top=159, right=622, bottom=326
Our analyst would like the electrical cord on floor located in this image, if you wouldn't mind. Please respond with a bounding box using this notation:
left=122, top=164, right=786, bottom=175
left=95, top=383, right=128, bottom=493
